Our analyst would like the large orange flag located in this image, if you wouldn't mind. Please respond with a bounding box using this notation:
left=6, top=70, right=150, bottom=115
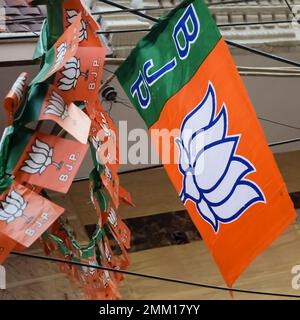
left=116, top=0, right=297, bottom=286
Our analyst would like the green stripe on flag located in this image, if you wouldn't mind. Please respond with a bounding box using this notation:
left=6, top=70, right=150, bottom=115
left=116, top=0, right=221, bottom=128
left=33, top=19, right=49, bottom=61
left=30, top=46, right=56, bottom=85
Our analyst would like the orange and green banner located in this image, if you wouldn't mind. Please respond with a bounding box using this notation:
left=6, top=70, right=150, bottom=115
left=52, top=46, right=107, bottom=102
left=5, top=128, right=88, bottom=193
left=15, top=83, right=91, bottom=144
left=4, top=73, right=28, bottom=125
left=116, top=0, right=297, bottom=287
left=0, top=181, right=64, bottom=247
left=32, top=0, right=103, bottom=55
left=31, top=13, right=81, bottom=85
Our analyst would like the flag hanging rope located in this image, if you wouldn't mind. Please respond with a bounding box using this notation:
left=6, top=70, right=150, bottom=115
left=0, top=18, right=295, bottom=34
left=92, top=0, right=261, bottom=15
left=11, top=250, right=300, bottom=299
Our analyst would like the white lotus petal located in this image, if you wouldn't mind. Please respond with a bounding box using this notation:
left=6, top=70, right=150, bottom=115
left=58, top=83, right=73, bottom=91
left=189, top=107, right=226, bottom=165
left=108, top=210, right=117, bottom=227
left=32, top=145, right=48, bottom=157
left=45, top=108, right=62, bottom=117
left=183, top=172, right=200, bottom=201
left=2, top=202, right=18, bottom=214
left=65, top=57, right=78, bottom=67
left=6, top=216, right=15, bottom=223
left=176, top=138, right=190, bottom=172
left=51, top=95, right=61, bottom=103
left=51, top=91, right=64, bottom=104
left=181, top=83, right=216, bottom=148
left=8, top=190, right=24, bottom=206
left=24, top=160, right=41, bottom=170
left=204, top=158, right=252, bottom=204
left=49, top=99, right=64, bottom=111
left=59, top=76, right=75, bottom=86
left=67, top=9, right=78, bottom=19
left=39, top=165, right=47, bottom=174
left=211, top=182, right=264, bottom=221
left=56, top=50, right=65, bottom=59
left=194, top=139, right=237, bottom=191
left=49, top=149, right=53, bottom=157
left=62, top=109, right=69, bottom=119
left=5, top=195, right=20, bottom=208
left=29, top=152, right=47, bottom=165
left=0, top=209, right=13, bottom=219
left=197, top=200, right=218, bottom=231
left=73, top=78, right=78, bottom=88
left=20, top=165, right=39, bottom=174
left=62, top=68, right=78, bottom=79
left=14, top=210, right=23, bottom=218
left=92, top=137, right=100, bottom=150
left=48, top=103, right=63, bottom=113
left=35, top=139, right=50, bottom=152
left=44, top=156, right=52, bottom=167
left=75, top=67, right=81, bottom=79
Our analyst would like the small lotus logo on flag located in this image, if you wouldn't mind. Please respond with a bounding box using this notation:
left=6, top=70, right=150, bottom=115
left=54, top=42, right=68, bottom=69
left=44, top=91, right=69, bottom=120
left=176, top=83, right=266, bottom=232
left=20, top=139, right=63, bottom=175
left=104, top=166, right=112, bottom=182
left=11, top=74, right=26, bottom=103
left=91, top=135, right=101, bottom=151
left=108, top=208, right=117, bottom=228
left=100, top=113, right=111, bottom=137
left=104, top=244, right=112, bottom=262
left=13, top=132, right=88, bottom=193
left=66, top=9, right=88, bottom=42
left=0, top=182, right=64, bottom=247
left=0, top=190, right=32, bottom=224
left=59, top=57, right=88, bottom=91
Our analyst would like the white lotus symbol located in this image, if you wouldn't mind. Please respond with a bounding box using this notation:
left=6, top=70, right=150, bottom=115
left=91, top=136, right=101, bottom=151
left=82, top=258, right=97, bottom=275
left=104, top=166, right=112, bottom=182
left=104, top=244, right=112, bottom=262
left=176, top=82, right=266, bottom=232
left=20, top=139, right=63, bottom=175
left=66, top=9, right=88, bottom=42
left=44, top=91, right=69, bottom=120
left=91, top=135, right=102, bottom=165
left=0, top=190, right=32, bottom=224
left=108, top=208, right=117, bottom=227
left=54, top=42, right=67, bottom=69
left=58, top=57, right=88, bottom=91
left=100, top=112, right=111, bottom=137
left=11, top=73, right=26, bottom=102
left=102, top=270, right=110, bottom=287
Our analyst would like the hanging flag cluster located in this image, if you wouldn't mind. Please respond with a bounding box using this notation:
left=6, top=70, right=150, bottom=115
left=0, top=0, right=133, bottom=299
left=116, top=0, right=297, bottom=287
